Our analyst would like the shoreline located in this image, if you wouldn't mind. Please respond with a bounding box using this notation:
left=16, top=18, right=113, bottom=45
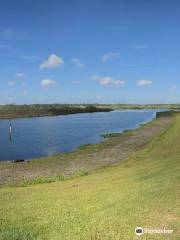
left=0, top=111, right=174, bottom=187
left=0, top=108, right=163, bottom=121
left=0, top=103, right=175, bottom=120
left=0, top=110, right=164, bottom=163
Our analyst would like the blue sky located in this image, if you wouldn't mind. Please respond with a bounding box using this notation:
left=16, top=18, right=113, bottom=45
left=0, top=0, right=180, bottom=104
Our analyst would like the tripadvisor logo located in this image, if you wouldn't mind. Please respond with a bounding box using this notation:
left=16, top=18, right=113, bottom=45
left=135, top=226, right=173, bottom=235
left=135, top=227, right=144, bottom=235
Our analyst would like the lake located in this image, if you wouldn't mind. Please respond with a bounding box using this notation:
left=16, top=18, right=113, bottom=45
left=0, top=110, right=164, bottom=161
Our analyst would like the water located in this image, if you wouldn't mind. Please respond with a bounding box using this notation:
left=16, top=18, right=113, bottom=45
left=0, top=110, right=164, bottom=161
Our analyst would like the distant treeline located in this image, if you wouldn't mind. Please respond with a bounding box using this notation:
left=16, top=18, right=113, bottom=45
left=0, top=104, right=112, bottom=119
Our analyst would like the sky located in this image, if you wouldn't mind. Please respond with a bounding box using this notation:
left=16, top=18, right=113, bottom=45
left=0, top=0, right=180, bottom=104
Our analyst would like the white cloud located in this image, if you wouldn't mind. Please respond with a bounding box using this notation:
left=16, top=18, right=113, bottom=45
left=91, top=75, right=125, bottom=86
left=40, top=79, right=56, bottom=87
left=16, top=72, right=26, bottom=79
left=40, top=54, right=64, bottom=69
left=101, top=52, right=119, bottom=62
left=8, top=81, right=16, bottom=86
left=137, top=80, right=152, bottom=86
left=72, top=58, right=84, bottom=68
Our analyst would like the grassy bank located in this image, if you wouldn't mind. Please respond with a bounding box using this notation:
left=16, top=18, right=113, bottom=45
left=0, top=112, right=179, bottom=239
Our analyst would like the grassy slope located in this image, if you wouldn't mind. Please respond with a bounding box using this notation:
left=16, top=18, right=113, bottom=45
left=0, top=114, right=180, bottom=240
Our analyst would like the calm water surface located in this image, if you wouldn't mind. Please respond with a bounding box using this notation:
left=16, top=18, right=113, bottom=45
left=0, top=110, right=164, bottom=161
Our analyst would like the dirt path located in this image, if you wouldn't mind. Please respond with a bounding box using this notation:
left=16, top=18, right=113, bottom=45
left=0, top=113, right=173, bottom=186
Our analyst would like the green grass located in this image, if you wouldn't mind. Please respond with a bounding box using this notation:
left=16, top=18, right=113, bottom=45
left=0, top=114, right=180, bottom=239
left=19, top=175, right=65, bottom=187
left=101, top=129, right=132, bottom=139
left=101, top=132, right=122, bottom=138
